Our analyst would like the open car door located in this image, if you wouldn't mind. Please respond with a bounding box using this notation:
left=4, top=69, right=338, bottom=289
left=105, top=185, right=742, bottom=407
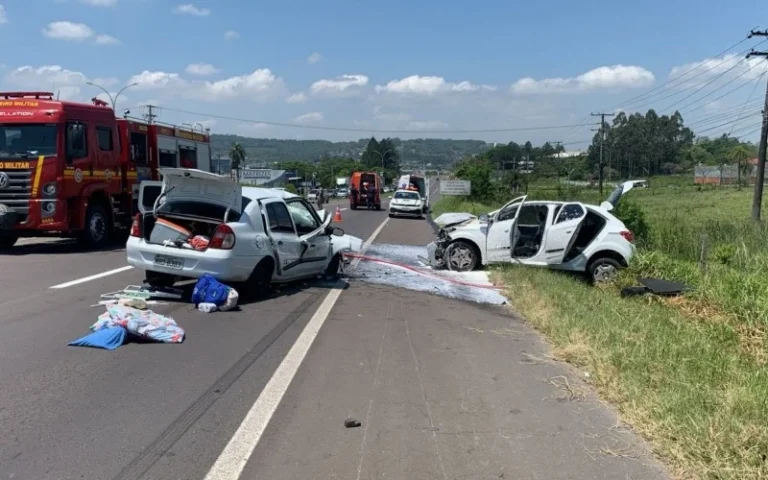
left=486, top=195, right=526, bottom=263
left=137, top=181, right=162, bottom=215
left=543, top=203, right=587, bottom=264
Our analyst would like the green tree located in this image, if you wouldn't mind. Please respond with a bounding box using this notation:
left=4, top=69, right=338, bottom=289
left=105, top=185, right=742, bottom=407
left=229, top=142, right=246, bottom=174
left=728, top=144, right=752, bottom=189
left=454, top=157, right=493, bottom=201
left=361, top=137, right=401, bottom=182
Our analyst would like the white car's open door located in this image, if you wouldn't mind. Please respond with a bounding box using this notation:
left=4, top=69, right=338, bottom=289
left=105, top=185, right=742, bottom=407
left=543, top=203, right=587, bottom=264
left=486, top=195, right=526, bottom=263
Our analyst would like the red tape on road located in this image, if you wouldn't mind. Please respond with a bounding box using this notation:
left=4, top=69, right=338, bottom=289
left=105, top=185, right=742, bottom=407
left=343, top=253, right=500, bottom=290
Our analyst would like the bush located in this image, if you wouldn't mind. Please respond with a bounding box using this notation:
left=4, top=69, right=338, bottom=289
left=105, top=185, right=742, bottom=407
left=284, top=183, right=298, bottom=194
left=614, top=199, right=650, bottom=245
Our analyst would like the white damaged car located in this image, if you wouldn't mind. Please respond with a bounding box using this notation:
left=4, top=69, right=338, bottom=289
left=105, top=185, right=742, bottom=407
left=426, top=182, right=637, bottom=283
left=127, top=168, right=363, bottom=290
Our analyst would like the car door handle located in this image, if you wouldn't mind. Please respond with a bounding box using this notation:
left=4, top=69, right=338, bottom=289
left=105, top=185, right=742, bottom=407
left=504, top=229, right=509, bottom=233
left=566, top=230, right=573, bottom=234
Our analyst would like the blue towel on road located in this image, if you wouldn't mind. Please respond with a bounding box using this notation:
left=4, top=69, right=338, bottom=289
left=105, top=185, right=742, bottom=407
left=69, top=326, right=127, bottom=351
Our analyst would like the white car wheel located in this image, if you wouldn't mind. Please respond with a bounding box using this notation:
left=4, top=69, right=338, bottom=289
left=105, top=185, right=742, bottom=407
left=444, top=241, right=478, bottom=272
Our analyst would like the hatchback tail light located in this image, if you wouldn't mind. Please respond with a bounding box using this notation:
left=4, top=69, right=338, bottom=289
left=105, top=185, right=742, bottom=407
left=620, top=230, right=635, bottom=243
left=130, top=213, right=141, bottom=237
left=209, top=224, right=236, bottom=250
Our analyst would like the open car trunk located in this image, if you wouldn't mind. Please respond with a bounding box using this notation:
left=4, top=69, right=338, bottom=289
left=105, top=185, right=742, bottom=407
left=137, top=168, right=242, bottom=250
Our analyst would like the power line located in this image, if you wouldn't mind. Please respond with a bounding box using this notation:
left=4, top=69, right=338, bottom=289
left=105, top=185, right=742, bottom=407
left=660, top=57, right=753, bottom=113
left=728, top=63, right=768, bottom=136
left=681, top=62, right=768, bottom=115
left=150, top=106, right=594, bottom=134
left=669, top=58, right=766, bottom=114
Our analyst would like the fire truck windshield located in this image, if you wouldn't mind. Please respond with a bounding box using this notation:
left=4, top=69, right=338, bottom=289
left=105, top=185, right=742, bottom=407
left=0, top=124, right=57, bottom=158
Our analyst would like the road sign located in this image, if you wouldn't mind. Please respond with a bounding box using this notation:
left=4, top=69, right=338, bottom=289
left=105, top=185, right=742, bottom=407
left=440, top=180, right=471, bottom=196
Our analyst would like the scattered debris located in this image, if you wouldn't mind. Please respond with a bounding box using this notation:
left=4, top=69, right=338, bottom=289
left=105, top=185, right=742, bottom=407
left=101, top=285, right=183, bottom=301
left=192, top=274, right=239, bottom=312
left=198, top=302, right=218, bottom=313
left=621, top=277, right=691, bottom=297
left=68, top=304, right=185, bottom=351
left=344, top=418, right=362, bottom=428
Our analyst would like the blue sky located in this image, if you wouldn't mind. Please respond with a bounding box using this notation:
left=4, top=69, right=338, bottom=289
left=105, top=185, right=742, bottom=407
left=0, top=0, right=766, bottom=146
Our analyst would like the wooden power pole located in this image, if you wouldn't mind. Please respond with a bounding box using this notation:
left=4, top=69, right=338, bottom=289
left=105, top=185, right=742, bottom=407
left=747, top=30, right=768, bottom=220
left=591, top=112, right=615, bottom=197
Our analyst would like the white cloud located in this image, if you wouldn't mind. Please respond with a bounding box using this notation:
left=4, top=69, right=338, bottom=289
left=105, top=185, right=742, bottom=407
left=42, top=21, right=119, bottom=45
left=3, top=65, right=89, bottom=100
left=202, top=69, right=285, bottom=101
left=307, top=52, right=322, bottom=65
left=0, top=5, right=8, bottom=24
left=310, top=74, right=368, bottom=96
left=286, top=92, right=308, bottom=104
left=374, top=75, right=495, bottom=95
left=91, top=76, right=119, bottom=87
left=186, top=62, right=219, bottom=76
left=510, top=65, right=655, bottom=94
left=669, top=54, right=767, bottom=85
left=95, top=34, right=120, bottom=45
left=173, top=4, right=210, bottom=16
left=224, top=30, right=239, bottom=40
left=128, top=70, right=186, bottom=90
left=43, top=21, right=94, bottom=41
left=295, top=112, right=323, bottom=123
left=79, top=0, right=117, bottom=6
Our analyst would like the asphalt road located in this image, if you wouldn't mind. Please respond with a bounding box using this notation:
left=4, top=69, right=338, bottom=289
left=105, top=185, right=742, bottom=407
left=0, top=191, right=668, bottom=480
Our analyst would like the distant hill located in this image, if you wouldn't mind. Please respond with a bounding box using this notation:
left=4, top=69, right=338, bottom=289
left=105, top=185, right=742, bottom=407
left=210, top=134, right=490, bottom=167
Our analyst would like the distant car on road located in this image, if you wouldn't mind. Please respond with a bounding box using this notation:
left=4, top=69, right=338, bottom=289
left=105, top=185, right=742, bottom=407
left=307, top=189, right=319, bottom=201
left=127, top=169, right=362, bottom=289
left=389, top=190, right=424, bottom=219
left=336, top=188, right=349, bottom=199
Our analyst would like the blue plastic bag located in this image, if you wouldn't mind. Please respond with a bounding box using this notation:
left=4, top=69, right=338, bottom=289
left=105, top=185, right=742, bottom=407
left=69, top=326, right=127, bottom=350
left=192, top=274, right=230, bottom=307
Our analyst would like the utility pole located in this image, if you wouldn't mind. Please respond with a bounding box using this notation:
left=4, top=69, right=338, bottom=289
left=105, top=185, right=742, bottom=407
left=145, top=104, right=157, bottom=124
left=591, top=112, right=615, bottom=197
left=747, top=29, right=768, bottom=220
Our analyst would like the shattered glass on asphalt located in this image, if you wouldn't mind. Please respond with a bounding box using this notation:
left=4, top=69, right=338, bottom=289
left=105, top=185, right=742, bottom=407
left=346, top=243, right=508, bottom=306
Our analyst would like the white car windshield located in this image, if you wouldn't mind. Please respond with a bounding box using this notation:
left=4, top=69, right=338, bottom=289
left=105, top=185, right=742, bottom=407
left=394, top=191, right=420, bottom=200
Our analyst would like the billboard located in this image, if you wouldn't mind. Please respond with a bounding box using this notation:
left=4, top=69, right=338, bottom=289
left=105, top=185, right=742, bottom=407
left=440, top=180, right=471, bottom=196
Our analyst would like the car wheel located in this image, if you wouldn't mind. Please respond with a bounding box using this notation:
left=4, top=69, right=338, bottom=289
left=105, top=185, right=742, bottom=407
left=350, top=204, right=357, bottom=210
left=588, top=257, right=622, bottom=284
left=247, top=258, right=274, bottom=297
left=444, top=241, right=478, bottom=272
left=388, top=213, right=394, bottom=218
left=324, top=253, right=342, bottom=278
left=79, top=203, right=110, bottom=249
left=0, top=235, right=18, bottom=249
left=145, top=270, right=176, bottom=288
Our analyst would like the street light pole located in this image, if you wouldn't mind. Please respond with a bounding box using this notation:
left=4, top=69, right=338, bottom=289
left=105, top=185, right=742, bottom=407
left=86, top=81, right=139, bottom=113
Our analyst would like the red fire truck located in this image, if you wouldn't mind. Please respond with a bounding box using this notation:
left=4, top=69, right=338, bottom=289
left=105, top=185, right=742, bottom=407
left=0, top=92, right=212, bottom=249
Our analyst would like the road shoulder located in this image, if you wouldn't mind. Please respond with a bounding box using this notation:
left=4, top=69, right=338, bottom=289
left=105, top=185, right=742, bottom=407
left=241, top=283, right=668, bottom=479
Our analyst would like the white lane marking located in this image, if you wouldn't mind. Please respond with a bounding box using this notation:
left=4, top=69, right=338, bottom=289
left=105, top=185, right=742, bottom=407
left=50, top=265, right=134, bottom=289
left=204, top=216, right=390, bottom=480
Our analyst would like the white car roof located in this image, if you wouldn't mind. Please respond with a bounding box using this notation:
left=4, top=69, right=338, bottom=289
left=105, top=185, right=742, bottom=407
left=242, top=186, right=299, bottom=201
left=394, top=189, right=420, bottom=194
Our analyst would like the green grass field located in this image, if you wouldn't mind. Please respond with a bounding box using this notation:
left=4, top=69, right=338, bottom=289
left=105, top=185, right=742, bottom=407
left=432, top=180, right=768, bottom=480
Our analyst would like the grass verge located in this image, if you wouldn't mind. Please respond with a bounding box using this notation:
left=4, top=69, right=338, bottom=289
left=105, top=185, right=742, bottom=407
left=495, top=265, right=768, bottom=480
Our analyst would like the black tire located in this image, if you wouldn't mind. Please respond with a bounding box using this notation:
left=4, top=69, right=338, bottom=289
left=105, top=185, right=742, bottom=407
left=79, top=203, right=110, bottom=249
left=350, top=204, right=357, bottom=210
left=588, top=257, right=622, bottom=284
left=388, top=213, right=394, bottom=218
left=375, top=204, right=381, bottom=211
left=444, top=240, right=479, bottom=272
left=145, top=270, right=176, bottom=288
left=0, top=235, right=18, bottom=249
left=247, top=258, right=274, bottom=297
left=324, top=253, right=342, bottom=278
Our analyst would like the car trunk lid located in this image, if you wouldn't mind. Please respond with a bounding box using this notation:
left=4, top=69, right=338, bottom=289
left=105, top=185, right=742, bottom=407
left=600, top=181, right=636, bottom=211
left=159, top=168, right=242, bottom=214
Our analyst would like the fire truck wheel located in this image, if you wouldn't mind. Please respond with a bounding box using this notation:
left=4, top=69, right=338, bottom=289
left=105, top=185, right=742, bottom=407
left=0, top=235, right=18, bottom=249
left=80, top=203, right=110, bottom=248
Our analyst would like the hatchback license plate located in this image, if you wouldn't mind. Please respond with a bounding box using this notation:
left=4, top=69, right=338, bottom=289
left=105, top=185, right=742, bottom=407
left=154, top=254, right=183, bottom=270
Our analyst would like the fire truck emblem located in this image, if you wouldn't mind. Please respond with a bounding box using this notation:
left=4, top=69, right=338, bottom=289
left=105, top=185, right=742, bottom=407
left=105, top=169, right=113, bottom=181
left=74, top=169, right=83, bottom=183
left=0, top=173, right=9, bottom=189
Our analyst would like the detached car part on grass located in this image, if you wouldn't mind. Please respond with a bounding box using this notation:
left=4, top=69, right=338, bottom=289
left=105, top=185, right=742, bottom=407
left=426, top=182, right=638, bottom=283
left=126, top=168, right=363, bottom=291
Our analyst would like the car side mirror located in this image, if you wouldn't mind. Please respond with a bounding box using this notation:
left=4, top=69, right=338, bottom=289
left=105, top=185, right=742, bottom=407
left=331, top=227, right=345, bottom=236
left=479, top=214, right=490, bottom=223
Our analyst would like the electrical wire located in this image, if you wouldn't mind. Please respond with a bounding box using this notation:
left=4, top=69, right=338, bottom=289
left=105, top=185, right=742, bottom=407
left=728, top=63, right=768, bottom=136
left=152, top=106, right=599, bottom=134
left=670, top=59, right=766, bottom=114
